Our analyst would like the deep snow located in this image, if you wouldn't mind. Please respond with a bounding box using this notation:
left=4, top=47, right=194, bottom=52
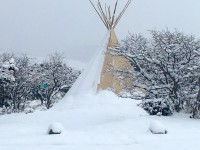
left=0, top=91, right=200, bottom=150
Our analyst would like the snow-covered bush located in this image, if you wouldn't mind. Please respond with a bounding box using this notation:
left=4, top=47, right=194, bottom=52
left=142, top=99, right=173, bottom=116
left=114, top=29, right=200, bottom=116
left=31, top=53, right=80, bottom=109
left=190, top=77, right=200, bottom=118
left=0, top=106, right=8, bottom=115
left=0, top=52, right=80, bottom=115
left=149, top=120, right=167, bottom=134
left=23, top=100, right=47, bottom=114
left=24, top=107, right=35, bottom=114
left=11, top=55, right=33, bottom=110
left=0, top=57, right=18, bottom=108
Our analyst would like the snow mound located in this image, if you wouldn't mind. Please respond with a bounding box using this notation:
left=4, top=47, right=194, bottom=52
left=149, top=120, right=167, bottom=134
left=47, top=122, right=65, bottom=135
left=54, top=90, right=146, bottom=117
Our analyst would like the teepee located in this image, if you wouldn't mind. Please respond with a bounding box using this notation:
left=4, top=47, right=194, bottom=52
left=89, top=0, right=132, bottom=94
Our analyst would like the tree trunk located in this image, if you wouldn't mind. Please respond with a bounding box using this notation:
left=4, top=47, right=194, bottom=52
left=192, top=77, right=200, bottom=118
left=197, top=77, right=200, bottom=102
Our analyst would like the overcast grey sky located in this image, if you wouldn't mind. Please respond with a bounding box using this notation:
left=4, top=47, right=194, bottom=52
left=0, top=0, right=199, bottom=62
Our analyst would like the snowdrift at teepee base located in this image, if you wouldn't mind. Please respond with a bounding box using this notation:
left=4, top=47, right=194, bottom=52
left=54, top=33, right=109, bottom=109
left=53, top=90, right=146, bottom=118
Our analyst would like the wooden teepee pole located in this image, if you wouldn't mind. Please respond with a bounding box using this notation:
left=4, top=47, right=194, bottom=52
left=114, top=0, right=131, bottom=28
left=89, top=0, right=131, bottom=29
left=111, top=0, right=118, bottom=28
left=97, top=0, right=111, bottom=29
left=89, top=0, right=109, bottom=29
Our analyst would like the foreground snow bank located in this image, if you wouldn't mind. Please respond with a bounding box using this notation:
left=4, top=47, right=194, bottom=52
left=149, top=120, right=167, bottom=134
left=0, top=90, right=200, bottom=150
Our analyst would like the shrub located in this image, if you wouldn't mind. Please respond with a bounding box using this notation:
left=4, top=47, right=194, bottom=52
left=141, top=99, right=173, bottom=116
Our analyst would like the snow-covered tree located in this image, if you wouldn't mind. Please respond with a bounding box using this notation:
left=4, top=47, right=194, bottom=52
left=11, top=55, right=33, bottom=111
left=191, top=77, right=200, bottom=118
left=0, top=57, right=18, bottom=107
left=32, top=53, right=80, bottom=109
left=0, top=52, right=80, bottom=113
left=115, top=30, right=200, bottom=115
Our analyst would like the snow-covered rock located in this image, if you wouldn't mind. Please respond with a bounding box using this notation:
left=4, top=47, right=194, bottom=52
left=47, top=122, right=65, bottom=135
left=149, top=120, right=167, bottom=134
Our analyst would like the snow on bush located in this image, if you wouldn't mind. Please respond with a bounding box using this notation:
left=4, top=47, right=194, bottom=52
left=149, top=120, right=167, bottom=134
left=23, top=100, right=47, bottom=114
left=114, top=29, right=200, bottom=115
left=0, top=53, right=80, bottom=115
left=141, top=99, right=173, bottom=116
left=47, top=122, right=65, bottom=135
left=119, top=90, right=145, bottom=100
left=24, top=107, right=35, bottom=114
left=25, top=100, right=42, bottom=109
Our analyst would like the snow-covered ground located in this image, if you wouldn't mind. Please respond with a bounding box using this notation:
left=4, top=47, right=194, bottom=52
left=0, top=91, right=200, bottom=150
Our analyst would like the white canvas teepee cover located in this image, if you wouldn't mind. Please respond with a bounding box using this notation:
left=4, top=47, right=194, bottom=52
left=53, top=35, right=108, bottom=110
left=66, top=33, right=109, bottom=97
